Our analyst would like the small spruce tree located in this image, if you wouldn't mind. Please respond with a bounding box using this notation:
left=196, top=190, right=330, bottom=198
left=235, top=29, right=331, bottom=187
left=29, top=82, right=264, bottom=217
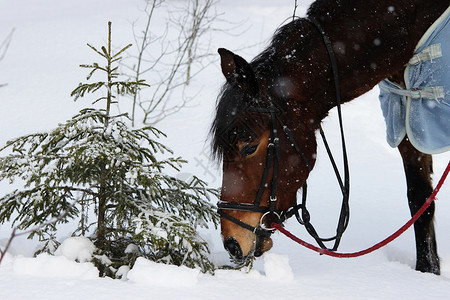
left=0, top=22, right=219, bottom=276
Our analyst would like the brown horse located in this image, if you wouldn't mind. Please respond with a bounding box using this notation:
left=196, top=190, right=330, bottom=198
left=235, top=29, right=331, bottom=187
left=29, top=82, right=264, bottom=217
left=211, top=0, right=449, bottom=275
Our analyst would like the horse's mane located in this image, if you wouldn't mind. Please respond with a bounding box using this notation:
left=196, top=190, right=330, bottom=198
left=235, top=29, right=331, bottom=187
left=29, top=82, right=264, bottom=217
left=307, top=0, right=362, bottom=22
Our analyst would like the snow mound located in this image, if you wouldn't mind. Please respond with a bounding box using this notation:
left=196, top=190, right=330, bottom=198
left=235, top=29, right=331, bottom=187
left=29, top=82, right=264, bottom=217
left=263, top=253, right=294, bottom=282
left=116, top=265, right=131, bottom=280
left=55, top=236, right=96, bottom=263
left=127, top=257, right=199, bottom=287
left=5, top=253, right=98, bottom=279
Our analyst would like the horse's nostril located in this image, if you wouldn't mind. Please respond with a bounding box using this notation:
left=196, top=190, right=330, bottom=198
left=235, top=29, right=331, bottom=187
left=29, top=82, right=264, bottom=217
left=224, top=238, right=243, bottom=259
left=254, top=248, right=263, bottom=257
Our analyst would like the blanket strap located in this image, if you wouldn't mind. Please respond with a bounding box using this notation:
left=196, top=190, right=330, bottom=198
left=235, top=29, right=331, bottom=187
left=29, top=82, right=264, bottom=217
left=409, top=44, right=442, bottom=65
left=379, top=81, right=444, bottom=101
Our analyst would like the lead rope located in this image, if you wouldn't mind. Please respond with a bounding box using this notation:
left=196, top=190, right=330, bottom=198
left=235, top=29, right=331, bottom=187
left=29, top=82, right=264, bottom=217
left=272, top=160, right=450, bottom=258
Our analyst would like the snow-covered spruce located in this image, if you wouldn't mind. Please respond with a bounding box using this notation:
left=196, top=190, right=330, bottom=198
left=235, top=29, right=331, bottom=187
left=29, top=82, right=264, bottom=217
left=0, top=22, right=219, bottom=277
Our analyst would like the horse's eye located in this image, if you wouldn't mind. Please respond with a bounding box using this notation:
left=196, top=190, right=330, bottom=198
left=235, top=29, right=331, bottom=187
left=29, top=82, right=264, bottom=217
left=240, top=144, right=258, bottom=157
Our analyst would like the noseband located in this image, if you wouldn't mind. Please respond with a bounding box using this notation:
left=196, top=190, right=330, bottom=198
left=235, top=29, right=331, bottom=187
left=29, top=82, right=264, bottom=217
left=218, top=17, right=351, bottom=251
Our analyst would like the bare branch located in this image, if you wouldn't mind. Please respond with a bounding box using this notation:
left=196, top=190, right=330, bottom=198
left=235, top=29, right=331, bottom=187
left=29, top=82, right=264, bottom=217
left=0, top=29, right=14, bottom=61
left=0, top=28, right=15, bottom=88
left=293, top=0, right=299, bottom=20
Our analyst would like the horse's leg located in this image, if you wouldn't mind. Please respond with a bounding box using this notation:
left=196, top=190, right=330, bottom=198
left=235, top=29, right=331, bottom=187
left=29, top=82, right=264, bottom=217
left=398, top=137, right=439, bottom=274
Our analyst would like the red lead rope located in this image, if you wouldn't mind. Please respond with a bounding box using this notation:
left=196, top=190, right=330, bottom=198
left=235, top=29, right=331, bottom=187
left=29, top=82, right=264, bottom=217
left=272, top=160, right=450, bottom=258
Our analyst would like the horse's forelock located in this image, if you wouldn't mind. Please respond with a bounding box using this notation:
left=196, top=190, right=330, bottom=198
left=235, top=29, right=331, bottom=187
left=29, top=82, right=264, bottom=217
left=210, top=82, right=270, bottom=162
left=210, top=84, right=240, bottom=162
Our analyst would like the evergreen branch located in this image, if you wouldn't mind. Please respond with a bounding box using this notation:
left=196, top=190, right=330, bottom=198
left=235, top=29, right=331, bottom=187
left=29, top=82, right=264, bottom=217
left=51, top=186, right=98, bottom=196
left=101, top=46, right=110, bottom=59
left=112, top=43, right=133, bottom=59
left=79, top=63, right=108, bottom=80
left=80, top=63, right=107, bottom=73
left=92, top=96, right=108, bottom=104
left=86, top=43, right=107, bottom=58
left=71, top=82, right=106, bottom=100
left=0, top=197, right=80, bottom=265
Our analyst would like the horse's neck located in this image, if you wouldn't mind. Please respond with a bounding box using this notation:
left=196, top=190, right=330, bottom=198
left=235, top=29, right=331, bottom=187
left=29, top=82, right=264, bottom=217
left=288, top=0, right=449, bottom=121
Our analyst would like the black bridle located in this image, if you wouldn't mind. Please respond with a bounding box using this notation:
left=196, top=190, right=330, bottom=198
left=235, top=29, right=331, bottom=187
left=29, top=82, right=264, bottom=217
left=218, top=16, right=350, bottom=251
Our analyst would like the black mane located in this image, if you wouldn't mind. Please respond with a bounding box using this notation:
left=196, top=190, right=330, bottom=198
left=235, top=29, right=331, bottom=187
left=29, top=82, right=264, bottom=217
left=307, top=0, right=362, bottom=22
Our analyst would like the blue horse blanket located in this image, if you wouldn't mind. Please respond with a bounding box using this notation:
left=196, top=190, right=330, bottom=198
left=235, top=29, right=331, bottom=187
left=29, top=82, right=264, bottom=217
left=379, top=6, right=450, bottom=154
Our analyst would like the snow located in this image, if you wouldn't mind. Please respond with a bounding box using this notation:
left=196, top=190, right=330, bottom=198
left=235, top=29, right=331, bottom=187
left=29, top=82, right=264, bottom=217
left=263, top=253, right=294, bottom=282
left=127, top=257, right=200, bottom=287
left=54, top=236, right=96, bottom=263
left=1, top=253, right=98, bottom=279
left=1, top=0, right=450, bottom=299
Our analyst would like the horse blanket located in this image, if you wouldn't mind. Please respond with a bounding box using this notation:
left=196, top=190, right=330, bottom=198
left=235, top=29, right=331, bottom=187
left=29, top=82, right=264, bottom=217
left=379, top=6, right=450, bottom=154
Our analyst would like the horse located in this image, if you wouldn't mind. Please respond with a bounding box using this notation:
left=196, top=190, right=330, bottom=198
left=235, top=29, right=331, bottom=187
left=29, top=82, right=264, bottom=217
left=211, top=0, right=450, bottom=275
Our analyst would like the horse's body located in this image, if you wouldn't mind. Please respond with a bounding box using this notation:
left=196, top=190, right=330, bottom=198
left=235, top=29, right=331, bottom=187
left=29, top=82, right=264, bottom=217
left=212, top=0, right=450, bottom=274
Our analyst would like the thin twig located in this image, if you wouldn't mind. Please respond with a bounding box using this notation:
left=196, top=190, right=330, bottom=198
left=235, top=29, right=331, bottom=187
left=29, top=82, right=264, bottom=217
left=293, top=0, right=298, bottom=21
left=0, top=28, right=15, bottom=88
left=0, top=28, right=14, bottom=61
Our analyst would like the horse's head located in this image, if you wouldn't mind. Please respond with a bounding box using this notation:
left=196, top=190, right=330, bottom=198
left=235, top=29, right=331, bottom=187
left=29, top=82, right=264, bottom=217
left=211, top=48, right=317, bottom=265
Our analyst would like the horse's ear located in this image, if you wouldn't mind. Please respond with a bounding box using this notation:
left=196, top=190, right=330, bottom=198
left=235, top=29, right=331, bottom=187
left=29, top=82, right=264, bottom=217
left=218, top=48, right=258, bottom=95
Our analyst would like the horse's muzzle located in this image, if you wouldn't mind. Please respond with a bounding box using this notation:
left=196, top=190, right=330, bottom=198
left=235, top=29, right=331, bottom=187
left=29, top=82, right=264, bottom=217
left=224, top=237, right=243, bottom=259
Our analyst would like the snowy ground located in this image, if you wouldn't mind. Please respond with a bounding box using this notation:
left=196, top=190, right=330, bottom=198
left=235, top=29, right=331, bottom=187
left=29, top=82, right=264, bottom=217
left=1, top=1, right=450, bottom=299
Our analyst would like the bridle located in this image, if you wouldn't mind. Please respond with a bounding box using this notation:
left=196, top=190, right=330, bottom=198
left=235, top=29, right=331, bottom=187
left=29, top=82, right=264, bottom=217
left=218, top=104, right=310, bottom=237
left=218, top=16, right=351, bottom=251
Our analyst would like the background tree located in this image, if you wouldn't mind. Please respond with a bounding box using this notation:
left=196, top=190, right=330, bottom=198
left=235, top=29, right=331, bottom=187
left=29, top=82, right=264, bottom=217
left=123, top=0, right=218, bottom=126
left=0, top=22, right=219, bottom=276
